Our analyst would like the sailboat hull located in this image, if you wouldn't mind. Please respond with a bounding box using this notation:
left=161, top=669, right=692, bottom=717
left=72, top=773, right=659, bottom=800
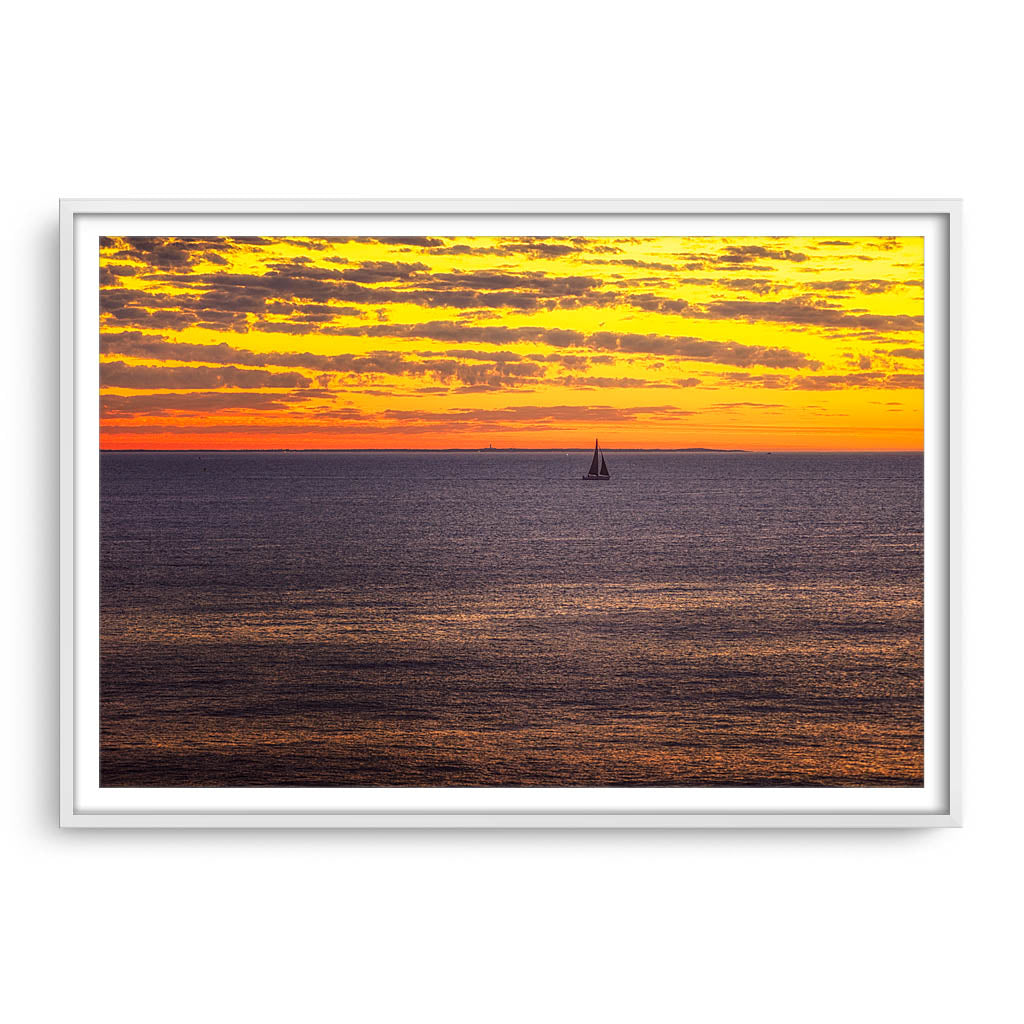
left=582, top=474, right=610, bottom=480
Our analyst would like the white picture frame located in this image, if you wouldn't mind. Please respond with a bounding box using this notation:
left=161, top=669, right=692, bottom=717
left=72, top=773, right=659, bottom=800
left=60, top=198, right=961, bottom=828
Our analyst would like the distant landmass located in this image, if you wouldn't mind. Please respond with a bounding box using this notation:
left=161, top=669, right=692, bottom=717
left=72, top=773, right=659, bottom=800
left=102, top=446, right=752, bottom=453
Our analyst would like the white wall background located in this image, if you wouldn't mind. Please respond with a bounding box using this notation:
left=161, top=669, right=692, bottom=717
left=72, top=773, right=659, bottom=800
left=4, top=2, right=1020, bottom=1021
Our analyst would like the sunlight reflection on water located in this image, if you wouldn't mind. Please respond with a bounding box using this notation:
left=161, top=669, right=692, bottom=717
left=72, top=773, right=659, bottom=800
left=100, top=451, right=923, bottom=786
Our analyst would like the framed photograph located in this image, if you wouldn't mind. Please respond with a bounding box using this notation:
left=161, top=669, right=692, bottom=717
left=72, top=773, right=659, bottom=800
left=60, top=199, right=959, bottom=827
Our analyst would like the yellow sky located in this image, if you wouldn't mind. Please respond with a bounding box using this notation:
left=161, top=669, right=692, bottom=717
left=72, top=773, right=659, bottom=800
left=98, top=235, right=923, bottom=450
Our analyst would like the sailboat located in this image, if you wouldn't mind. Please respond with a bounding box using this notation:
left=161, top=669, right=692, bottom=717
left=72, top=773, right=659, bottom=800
left=582, top=438, right=610, bottom=480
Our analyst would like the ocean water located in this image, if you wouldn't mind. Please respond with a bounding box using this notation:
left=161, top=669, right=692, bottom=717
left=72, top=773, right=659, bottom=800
left=100, top=451, right=923, bottom=787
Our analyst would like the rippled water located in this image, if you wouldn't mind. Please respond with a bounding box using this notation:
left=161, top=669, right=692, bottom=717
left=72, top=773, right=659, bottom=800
left=100, top=451, right=923, bottom=787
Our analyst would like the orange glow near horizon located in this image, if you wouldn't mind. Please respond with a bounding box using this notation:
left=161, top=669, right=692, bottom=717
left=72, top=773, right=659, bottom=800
left=99, top=235, right=924, bottom=451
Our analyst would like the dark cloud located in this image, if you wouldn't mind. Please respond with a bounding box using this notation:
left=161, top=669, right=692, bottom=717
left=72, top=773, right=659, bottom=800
left=717, top=372, right=792, bottom=389
left=99, top=264, right=139, bottom=287
left=625, top=276, right=784, bottom=296
left=791, top=372, right=922, bottom=391
left=435, top=348, right=526, bottom=363
left=100, top=418, right=367, bottom=436
left=101, top=243, right=920, bottom=337
left=443, top=384, right=519, bottom=394
left=716, top=245, right=810, bottom=264
left=686, top=296, right=923, bottom=333
left=710, top=402, right=785, bottom=409
left=324, top=321, right=819, bottom=368
left=331, top=260, right=429, bottom=283
left=712, top=277, right=783, bottom=295
left=716, top=369, right=923, bottom=391
left=381, top=404, right=692, bottom=425
left=802, top=279, right=899, bottom=294
left=622, top=293, right=694, bottom=314
left=884, top=373, right=924, bottom=387
left=583, top=331, right=820, bottom=369
left=101, top=320, right=820, bottom=374
left=99, top=404, right=677, bottom=438
left=485, top=238, right=622, bottom=258
left=497, top=241, right=582, bottom=257
left=594, top=258, right=679, bottom=271
left=101, top=237, right=237, bottom=270
left=436, top=244, right=502, bottom=256
left=102, top=332, right=279, bottom=365
left=325, top=321, right=587, bottom=348
left=554, top=376, right=676, bottom=389
left=100, top=391, right=304, bottom=417
left=525, top=352, right=594, bottom=369
left=100, top=284, right=254, bottom=332
left=100, top=361, right=310, bottom=390
left=422, top=269, right=605, bottom=296
left=792, top=373, right=882, bottom=391
left=101, top=261, right=614, bottom=327
left=549, top=374, right=691, bottom=390
left=316, top=351, right=547, bottom=391
left=371, top=237, right=446, bottom=247
left=885, top=348, right=924, bottom=359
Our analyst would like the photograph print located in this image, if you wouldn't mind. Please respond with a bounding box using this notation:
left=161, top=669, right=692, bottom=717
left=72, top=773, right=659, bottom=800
left=98, top=232, right=924, bottom=788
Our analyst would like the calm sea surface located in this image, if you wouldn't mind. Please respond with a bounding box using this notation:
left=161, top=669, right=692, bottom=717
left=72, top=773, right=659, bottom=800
left=100, top=451, right=923, bottom=787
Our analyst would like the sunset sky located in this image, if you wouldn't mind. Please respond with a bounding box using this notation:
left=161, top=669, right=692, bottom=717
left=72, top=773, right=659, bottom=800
left=99, top=235, right=924, bottom=450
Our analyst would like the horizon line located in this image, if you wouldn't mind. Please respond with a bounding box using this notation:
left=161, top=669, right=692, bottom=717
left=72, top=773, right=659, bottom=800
left=99, top=446, right=925, bottom=454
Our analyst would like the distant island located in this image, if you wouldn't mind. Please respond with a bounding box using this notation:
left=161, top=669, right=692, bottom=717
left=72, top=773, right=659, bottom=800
left=477, top=446, right=750, bottom=453
left=102, top=446, right=752, bottom=454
